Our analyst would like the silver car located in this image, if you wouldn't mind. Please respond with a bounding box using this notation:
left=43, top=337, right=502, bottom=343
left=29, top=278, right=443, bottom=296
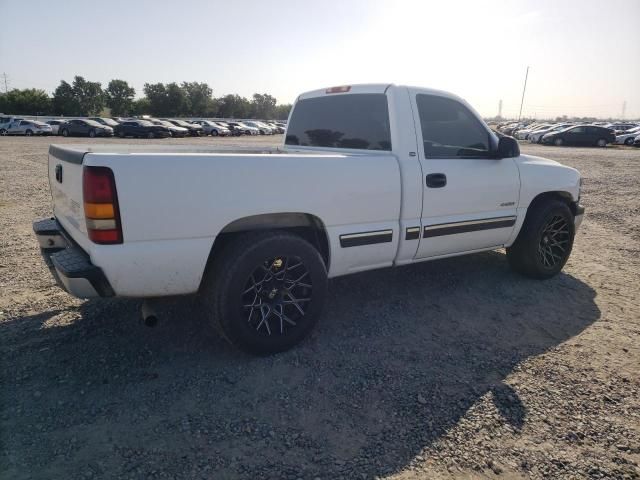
left=4, top=120, right=52, bottom=136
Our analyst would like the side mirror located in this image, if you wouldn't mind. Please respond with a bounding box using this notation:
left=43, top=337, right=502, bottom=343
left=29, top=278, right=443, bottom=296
left=495, top=135, right=520, bottom=158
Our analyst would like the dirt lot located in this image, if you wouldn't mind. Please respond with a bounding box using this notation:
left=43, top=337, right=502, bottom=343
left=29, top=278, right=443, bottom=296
left=1, top=136, right=639, bottom=479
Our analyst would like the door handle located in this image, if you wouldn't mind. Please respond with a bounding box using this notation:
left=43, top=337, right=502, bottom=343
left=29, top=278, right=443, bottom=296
left=426, top=173, right=447, bottom=188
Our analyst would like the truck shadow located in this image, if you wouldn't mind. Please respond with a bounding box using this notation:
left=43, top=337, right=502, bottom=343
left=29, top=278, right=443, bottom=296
left=1, top=251, right=600, bottom=479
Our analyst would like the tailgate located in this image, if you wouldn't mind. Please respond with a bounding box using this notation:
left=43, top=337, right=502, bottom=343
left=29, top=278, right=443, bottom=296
left=48, top=145, right=90, bottom=249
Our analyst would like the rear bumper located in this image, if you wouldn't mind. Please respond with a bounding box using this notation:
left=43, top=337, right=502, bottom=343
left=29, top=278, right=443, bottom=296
left=33, top=218, right=114, bottom=298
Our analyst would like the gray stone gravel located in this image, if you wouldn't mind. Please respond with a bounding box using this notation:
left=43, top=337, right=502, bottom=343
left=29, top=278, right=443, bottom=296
left=1, top=136, right=639, bottom=479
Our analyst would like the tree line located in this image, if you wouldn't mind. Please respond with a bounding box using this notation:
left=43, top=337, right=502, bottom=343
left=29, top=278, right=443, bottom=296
left=0, top=76, right=292, bottom=119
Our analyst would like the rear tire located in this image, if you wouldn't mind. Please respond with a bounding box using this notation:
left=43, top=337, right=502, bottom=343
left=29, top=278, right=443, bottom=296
left=61, top=129, right=69, bottom=137
left=554, top=137, right=563, bottom=146
left=596, top=138, right=607, bottom=147
left=211, top=129, right=219, bottom=136
left=25, top=130, right=33, bottom=136
left=118, top=130, right=125, bottom=138
left=0, top=129, right=7, bottom=136
left=201, top=231, right=328, bottom=355
left=89, top=129, right=96, bottom=138
left=147, top=131, right=155, bottom=139
left=507, top=200, right=575, bottom=279
left=624, top=137, right=634, bottom=146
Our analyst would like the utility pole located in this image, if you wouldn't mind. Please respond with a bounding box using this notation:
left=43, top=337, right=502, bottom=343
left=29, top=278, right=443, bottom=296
left=622, top=100, right=627, bottom=120
left=1, top=73, right=8, bottom=93
left=518, top=66, right=529, bottom=121
left=498, top=99, right=503, bottom=119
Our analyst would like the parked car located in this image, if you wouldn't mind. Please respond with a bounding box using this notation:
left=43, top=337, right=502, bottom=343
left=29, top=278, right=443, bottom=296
left=242, top=121, right=274, bottom=135
left=541, top=125, right=615, bottom=147
left=148, top=119, right=189, bottom=137
left=0, top=116, right=23, bottom=135
left=88, top=117, right=120, bottom=128
left=162, top=119, right=203, bottom=136
left=215, top=121, right=244, bottom=136
left=3, top=119, right=52, bottom=136
left=227, top=121, right=259, bottom=135
left=46, top=120, right=66, bottom=135
left=35, top=83, right=583, bottom=355
left=614, top=126, right=640, bottom=145
left=528, top=124, right=573, bottom=143
left=113, top=120, right=171, bottom=138
left=191, top=120, right=230, bottom=136
left=266, top=122, right=285, bottom=134
left=605, top=123, right=638, bottom=133
left=60, top=119, right=114, bottom=138
left=516, top=124, right=552, bottom=140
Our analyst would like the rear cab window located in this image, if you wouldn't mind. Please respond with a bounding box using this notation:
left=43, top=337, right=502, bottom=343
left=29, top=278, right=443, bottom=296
left=285, top=93, right=392, bottom=151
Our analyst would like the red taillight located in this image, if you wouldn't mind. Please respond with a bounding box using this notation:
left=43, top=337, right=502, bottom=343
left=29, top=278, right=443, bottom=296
left=326, top=85, right=351, bottom=94
left=83, top=166, right=122, bottom=244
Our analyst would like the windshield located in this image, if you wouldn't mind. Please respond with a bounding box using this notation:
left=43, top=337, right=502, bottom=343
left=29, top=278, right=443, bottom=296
left=85, top=120, right=103, bottom=127
left=103, top=118, right=119, bottom=126
left=137, top=120, right=153, bottom=126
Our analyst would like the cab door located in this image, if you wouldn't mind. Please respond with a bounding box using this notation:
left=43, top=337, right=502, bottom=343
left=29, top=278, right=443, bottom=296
left=409, top=91, right=520, bottom=259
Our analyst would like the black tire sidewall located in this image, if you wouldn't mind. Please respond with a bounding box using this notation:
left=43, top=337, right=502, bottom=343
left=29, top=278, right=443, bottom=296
left=509, top=200, right=575, bottom=278
left=213, top=234, right=327, bottom=355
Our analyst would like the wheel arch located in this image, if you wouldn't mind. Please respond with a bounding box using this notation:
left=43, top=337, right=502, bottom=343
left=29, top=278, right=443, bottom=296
left=527, top=191, right=577, bottom=216
left=199, top=212, right=331, bottom=291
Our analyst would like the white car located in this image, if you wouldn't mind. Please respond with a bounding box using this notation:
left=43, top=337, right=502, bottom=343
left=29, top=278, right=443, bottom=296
left=0, top=115, right=23, bottom=135
left=528, top=124, right=572, bottom=143
left=515, top=124, right=553, bottom=140
left=614, top=126, right=640, bottom=145
left=230, top=122, right=259, bottom=135
left=34, top=83, right=583, bottom=355
left=191, top=120, right=231, bottom=136
left=242, top=120, right=274, bottom=135
left=46, top=120, right=66, bottom=135
left=4, top=119, right=52, bottom=136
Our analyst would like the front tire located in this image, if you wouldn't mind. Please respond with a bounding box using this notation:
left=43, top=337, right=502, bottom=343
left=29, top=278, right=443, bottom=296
left=25, top=129, right=33, bottom=136
left=211, top=129, right=219, bottom=137
left=507, top=200, right=575, bottom=279
left=624, top=137, right=634, bottom=146
left=201, top=231, right=328, bottom=355
left=596, top=138, right=607, bottom=147
left=89, top=129, right=96, bottom=138
left=147, top=131, right=155, bottom=139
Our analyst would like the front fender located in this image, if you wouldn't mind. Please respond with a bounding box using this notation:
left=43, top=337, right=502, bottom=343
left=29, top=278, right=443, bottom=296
left=516, top=154, right=581, bottom=207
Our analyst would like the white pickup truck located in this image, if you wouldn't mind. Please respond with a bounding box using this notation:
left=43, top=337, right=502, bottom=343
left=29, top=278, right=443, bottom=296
left=34, top=84, right=584, bottom=354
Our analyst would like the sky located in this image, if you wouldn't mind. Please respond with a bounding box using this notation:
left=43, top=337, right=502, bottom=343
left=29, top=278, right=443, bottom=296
left=1, top=0, right=639, bottom=119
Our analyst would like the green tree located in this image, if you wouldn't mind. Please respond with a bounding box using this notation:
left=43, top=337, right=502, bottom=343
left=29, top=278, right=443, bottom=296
left=143, top=83, right=168, bottom=116
left=250, top=93, right=277, bottom=119
left=52, top=80, right=81, bottom=115
left=181, top=82, right=213, bottom=116
left=72, top=76, right=104, bottom=115
left=217, top=94, right=251, bottom=119
left=165, top=83, right=187, bottom=116
left=0, top=89, right=52, bottom=115
left=105, top=79, right=135, bottom=116
left=274, top=103, right=292, bottom=120
left=131, top=97, right=151, bottom=116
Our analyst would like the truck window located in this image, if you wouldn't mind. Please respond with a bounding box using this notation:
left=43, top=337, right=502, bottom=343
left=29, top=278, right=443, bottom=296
left=416, top=94, right=490, bottom=158
left=286, top=94, right=391, bottom=151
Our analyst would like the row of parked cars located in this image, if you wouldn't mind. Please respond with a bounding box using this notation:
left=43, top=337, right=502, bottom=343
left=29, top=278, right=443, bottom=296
left=0, top=115, right=286, bottom=139
left=493, top=120, right=640, bottom=147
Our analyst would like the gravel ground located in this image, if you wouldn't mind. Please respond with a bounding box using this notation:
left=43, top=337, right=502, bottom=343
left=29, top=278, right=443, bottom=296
left=1, top=136, right=639, bottom=480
